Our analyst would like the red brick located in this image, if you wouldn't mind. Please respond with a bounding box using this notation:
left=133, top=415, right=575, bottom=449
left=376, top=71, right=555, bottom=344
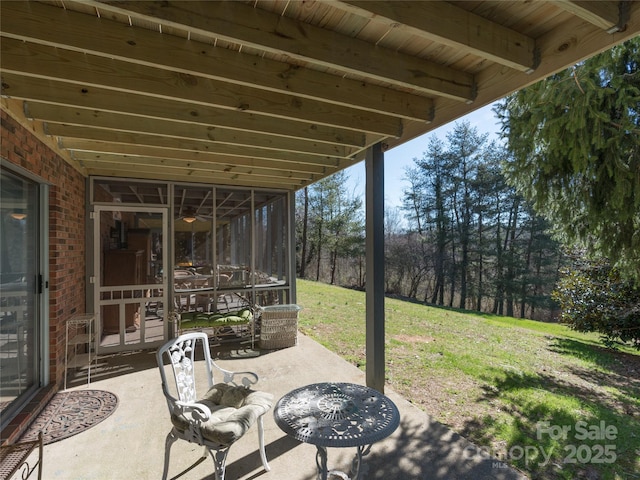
left=1, top=109, right=86, bottom=388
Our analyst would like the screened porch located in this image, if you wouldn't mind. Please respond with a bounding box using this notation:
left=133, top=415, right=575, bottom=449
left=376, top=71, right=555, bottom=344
left=90, top=177, right=295, bottom=355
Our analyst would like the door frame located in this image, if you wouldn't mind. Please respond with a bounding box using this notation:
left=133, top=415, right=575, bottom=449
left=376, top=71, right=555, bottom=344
left=0, top=161, right=49, bottom=429
left=92, top=205, right=168, bottom=354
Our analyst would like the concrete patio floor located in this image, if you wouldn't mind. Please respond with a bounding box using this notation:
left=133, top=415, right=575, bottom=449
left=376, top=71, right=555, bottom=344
left=42, top=333, right=526, bottom=480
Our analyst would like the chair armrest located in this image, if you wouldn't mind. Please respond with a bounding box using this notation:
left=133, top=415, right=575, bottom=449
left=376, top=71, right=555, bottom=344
left=175, top=400, right=212, bottom=422
left=211, top=361, right=259, bottom=387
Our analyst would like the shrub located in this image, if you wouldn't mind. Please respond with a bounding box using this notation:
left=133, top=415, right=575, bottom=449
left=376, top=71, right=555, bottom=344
left=553, top=255, right=640, bottom=349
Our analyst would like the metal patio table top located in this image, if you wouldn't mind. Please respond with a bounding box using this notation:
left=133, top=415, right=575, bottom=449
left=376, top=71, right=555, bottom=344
left=274, top=382, right=400, bottom=479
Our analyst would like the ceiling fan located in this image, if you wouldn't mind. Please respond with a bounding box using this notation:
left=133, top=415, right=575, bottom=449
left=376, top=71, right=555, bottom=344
left=176, top=207, right=212, bottom=223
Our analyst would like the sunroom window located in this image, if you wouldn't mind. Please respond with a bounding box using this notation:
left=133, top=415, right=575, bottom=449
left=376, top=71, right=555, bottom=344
left=91, top=177, right=293, bottom=351
left=172, top=185, right=291, bottom=315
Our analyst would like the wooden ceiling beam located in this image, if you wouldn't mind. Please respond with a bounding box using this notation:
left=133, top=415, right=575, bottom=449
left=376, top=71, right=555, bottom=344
left=91, top=0, right=475, bottom=101
left=3, top=0, right=637, bottom=192
left=57, top=138, right=344, bottom=171
left=1, top=73, right=367, bottom=147
left=89, top=168, right=302, bottom=189
left=391, top=3, right=640, bottom=151
left=79, top=163, right=306, bottom=189
left=71, top=151, right=320, bottom=183
left=553, top=1, right=629, bottom=33
left=24, top=102, right=352, bottom=158
left=1, top=37, right=402, bottom=137
left=338, top=1, right=538, bottom=73
left=0, top=1, right=434, bottom=122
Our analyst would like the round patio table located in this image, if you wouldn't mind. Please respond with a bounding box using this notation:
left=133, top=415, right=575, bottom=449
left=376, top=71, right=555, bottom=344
left=274, top=382, right=400, bottom=480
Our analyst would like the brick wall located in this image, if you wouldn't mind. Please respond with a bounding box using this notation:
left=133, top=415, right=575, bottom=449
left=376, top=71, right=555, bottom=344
left=1, top=110, right=86, bottom=389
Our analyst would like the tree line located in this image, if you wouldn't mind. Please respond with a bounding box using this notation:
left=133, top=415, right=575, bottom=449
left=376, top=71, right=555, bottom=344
left=296, top=38, right=639, bottom=348
left=295, top=121, right=564, bottom=321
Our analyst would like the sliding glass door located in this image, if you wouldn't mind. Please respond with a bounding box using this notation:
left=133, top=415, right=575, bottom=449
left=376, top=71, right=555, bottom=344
left=0, top=167, right=44, bottom=428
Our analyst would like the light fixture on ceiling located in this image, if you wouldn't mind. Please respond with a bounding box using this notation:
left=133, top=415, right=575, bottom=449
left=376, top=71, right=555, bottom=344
left=182, top=215, right=196, bottom=223
left=10, top=212, right=27, bottom=220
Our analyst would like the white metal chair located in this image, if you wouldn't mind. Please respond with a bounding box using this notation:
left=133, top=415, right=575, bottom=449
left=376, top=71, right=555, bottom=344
left=156, top=332, right=272, bottom=480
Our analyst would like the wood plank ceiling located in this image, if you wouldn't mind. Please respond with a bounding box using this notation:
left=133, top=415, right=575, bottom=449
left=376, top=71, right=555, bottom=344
left=1, top=1, right=639, bottom=191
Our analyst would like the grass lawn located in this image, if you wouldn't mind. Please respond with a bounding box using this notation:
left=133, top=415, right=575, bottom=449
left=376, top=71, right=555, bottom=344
left=296, top=279, right=640, bottom=480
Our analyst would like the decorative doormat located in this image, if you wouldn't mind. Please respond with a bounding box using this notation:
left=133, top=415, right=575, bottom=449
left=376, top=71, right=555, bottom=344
left=20, top=390, right=118, bottom=445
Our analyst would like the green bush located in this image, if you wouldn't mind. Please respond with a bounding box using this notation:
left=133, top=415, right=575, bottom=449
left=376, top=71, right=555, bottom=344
left=553, top=256, right=640, bottom=349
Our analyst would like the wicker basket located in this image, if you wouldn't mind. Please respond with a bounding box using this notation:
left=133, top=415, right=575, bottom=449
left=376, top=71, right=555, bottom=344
left=258, top=304, right=301, bottom=349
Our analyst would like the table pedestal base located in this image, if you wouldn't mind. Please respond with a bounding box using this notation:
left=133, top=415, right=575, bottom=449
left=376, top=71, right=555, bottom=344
left=315, top=444, right=372, bottom=480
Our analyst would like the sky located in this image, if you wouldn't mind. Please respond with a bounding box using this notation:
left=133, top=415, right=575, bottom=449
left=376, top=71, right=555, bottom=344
left=344, top=103, right=503, bottom=209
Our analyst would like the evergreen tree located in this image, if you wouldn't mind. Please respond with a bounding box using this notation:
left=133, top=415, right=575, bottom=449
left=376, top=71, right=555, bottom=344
left=444, top=122, right=488, bottom=308
left=403, top=137, right=452, bottom=305
left=495, top=38, right=640, bottom=280
left=297, top=171, right=363, bottom=285
left=400, top=123, right=562, bottom=318
left=471, top=144, right=507, bottom=311
left=295, top=187, right=313, bottom=278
